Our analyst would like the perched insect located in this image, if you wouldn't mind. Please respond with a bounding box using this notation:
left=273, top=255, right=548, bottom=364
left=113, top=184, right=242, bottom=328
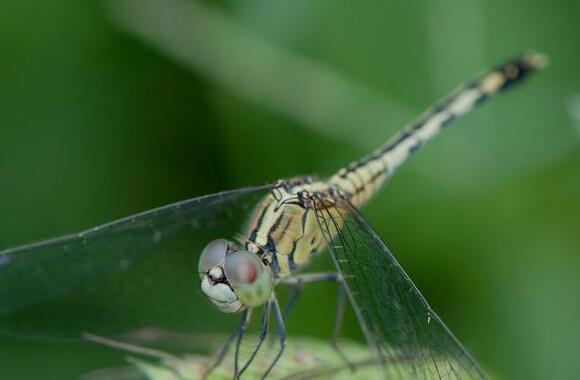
left=0, top=52, right=546, bottom=380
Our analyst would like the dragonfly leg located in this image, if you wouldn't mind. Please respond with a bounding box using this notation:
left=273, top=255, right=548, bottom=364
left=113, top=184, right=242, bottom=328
left=237, top=300, right=272, bottom=378
left=232, top=308, right=252, bottom=380
left=280, top=272, right=340, bottom=286
left=280, top=272, right=355, bottom=370
left=280, top=272, right=338, bottom=320
left=282, top=278, right=303, bottom=320
left=204, top=308, right=251, bottom=379
left=261, top=296, right=286, bottom=380
left=331, top=278, right=356, bottom=371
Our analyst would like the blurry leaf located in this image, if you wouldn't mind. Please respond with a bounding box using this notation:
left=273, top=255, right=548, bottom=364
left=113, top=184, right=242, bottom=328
left=108, top=0, right=414, bottom=149
left=86, top=335, right=383, bottom=380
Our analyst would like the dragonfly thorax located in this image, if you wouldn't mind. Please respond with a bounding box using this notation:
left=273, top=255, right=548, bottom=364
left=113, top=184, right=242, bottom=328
left=244, top=180, right=336, bottom=278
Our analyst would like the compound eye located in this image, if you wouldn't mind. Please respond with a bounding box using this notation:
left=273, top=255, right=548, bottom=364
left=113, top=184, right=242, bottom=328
left=223, top=251, right=262, bottom=285
left=198, top=239, right=228, bottom=276
left=223, top=251, right=273, bottom=308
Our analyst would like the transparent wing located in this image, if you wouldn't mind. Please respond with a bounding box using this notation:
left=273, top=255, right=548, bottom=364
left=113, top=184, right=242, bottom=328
left=0, top=184, right=273, bottom=338
left=314, top=199, right=487, bottom=380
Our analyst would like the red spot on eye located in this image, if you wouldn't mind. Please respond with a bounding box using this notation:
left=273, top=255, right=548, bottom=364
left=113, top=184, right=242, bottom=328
left=238, top=263, right=257, bottom=284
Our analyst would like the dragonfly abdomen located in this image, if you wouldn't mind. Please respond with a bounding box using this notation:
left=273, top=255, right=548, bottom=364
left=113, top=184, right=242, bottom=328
left=244, top=53, right=546, bottom=278
left=329, top=52, right=547, bottom=208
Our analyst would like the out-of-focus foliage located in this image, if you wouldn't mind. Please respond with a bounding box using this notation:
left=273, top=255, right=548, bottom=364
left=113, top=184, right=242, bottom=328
left=0, top=0, right=578, bottom=379
left=84, top=335, right=382, bottom=380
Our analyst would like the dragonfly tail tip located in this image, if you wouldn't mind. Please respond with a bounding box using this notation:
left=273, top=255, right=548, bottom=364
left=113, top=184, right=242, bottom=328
left=523, top=50, right=549, bottom=70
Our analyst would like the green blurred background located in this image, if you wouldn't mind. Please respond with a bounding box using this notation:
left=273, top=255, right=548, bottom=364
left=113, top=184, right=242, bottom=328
left=0, top=0, right=579, bottom=379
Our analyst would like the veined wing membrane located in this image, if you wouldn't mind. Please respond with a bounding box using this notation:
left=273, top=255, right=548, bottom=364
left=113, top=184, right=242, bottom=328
left=0, top=184, right=273, bottom=338
left=314, top=199, right=486, bottom=380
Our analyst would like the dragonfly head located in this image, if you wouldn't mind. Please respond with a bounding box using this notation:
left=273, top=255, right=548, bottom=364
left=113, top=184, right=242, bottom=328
left=198, top=239, right=273, bottom=313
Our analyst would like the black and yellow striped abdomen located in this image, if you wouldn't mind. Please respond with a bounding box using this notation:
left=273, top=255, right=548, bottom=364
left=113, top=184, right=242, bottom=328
left=244, top=52, right=546, bottom=278
left=330, top=52, right=546, bottom=208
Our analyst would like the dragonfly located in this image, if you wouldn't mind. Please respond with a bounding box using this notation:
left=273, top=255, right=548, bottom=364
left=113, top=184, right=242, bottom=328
left=0, top=52, right=545, bottom=380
